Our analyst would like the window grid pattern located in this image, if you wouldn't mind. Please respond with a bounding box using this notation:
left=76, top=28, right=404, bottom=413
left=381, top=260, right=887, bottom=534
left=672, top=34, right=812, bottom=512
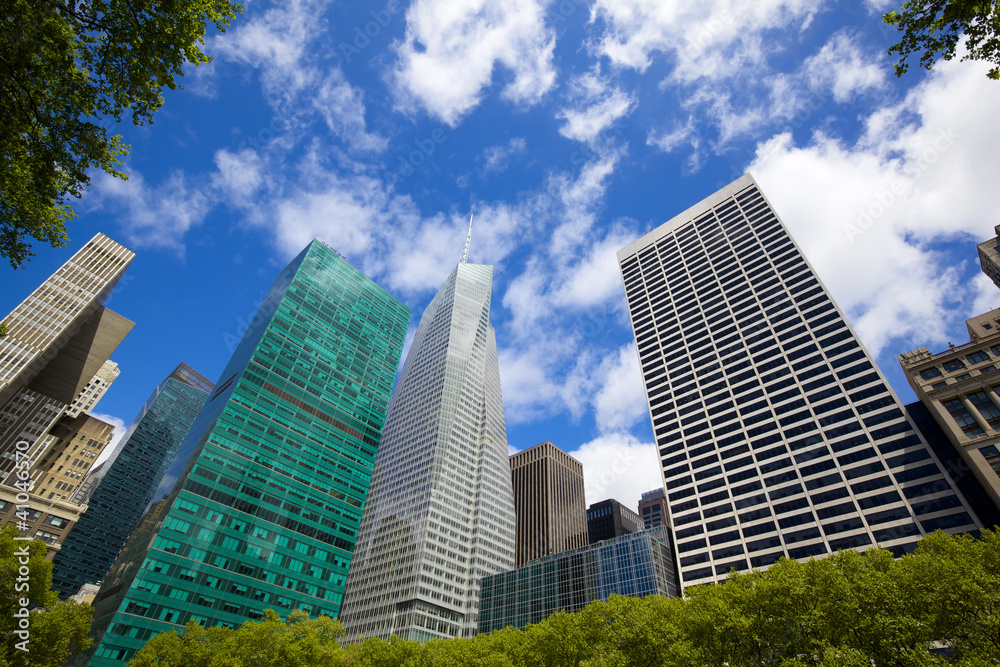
left=82, top=241, right=409, bottom=667
left=617, top=176, right=979, bottom=590
left=338, top=262, right=515, bottom=642
left=478, top=527, right=679, bottom=633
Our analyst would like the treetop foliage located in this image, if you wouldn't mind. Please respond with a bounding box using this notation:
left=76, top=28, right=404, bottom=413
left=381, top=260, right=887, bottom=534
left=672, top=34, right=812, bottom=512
left=884, top=0, right=1000, bottom=79
left=0, top=0, right=241, bottom=269
left=130, top=529, right=1000, bottom=667
left=0, top=525, right=92, bottom=667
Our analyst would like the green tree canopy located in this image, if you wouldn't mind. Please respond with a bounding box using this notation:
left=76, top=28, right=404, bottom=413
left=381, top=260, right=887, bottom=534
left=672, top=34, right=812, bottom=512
left=0, top=0, right=241, bottom=269
left=0, top=524, right=92, bottom=667
left=129, top=529, right=1000, bottom=667
left=884, top=0, right=1000, bottom=79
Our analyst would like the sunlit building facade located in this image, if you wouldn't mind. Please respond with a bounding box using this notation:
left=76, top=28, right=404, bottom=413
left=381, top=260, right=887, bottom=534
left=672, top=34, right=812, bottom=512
left=618, top=174, right=983, bottom=590
left=78, top=241, right=409, bottom=666
left=510, top=441, right=588, bottom=567
left=339, top=245, right=515, bottom=641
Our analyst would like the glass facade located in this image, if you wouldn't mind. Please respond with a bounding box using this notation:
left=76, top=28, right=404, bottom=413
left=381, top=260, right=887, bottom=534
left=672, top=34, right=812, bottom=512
left=478, top=526, right=679, bottom=634
left=79, top=241, right=409, bottom=666
left=339, top=260, right=515, bottom=642
left=617, top=174, right=982, bottom=590
left=587, top=499, right=642, bottom=543
left=51, top=363, right=214, bottom=598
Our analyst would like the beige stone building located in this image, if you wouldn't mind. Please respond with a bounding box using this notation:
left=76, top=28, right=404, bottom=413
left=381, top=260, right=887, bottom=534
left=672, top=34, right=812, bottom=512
left=510, top=441, right=588, bottom=566
left=898, top=308, right=1000, bottom=513
left=32, top=413, right=115, bottom=501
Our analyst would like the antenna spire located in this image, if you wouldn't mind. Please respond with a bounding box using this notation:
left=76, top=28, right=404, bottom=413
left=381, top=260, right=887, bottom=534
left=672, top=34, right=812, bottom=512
left=460, top=213, right=473, bottom=264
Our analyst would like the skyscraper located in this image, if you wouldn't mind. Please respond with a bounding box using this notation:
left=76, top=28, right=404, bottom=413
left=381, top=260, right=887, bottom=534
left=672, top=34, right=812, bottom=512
left=586, top=498, right=641, bottom=543
left=510, top=441, right=588, bottom=567
left=618, top=174, right=982, bottom=590
left=339, top=230, right=515, bottom=642
left=79, top=241, right=409, bottom=666
left=51, top=363, right=214, bottom=598
left=638, top=487, right=668, bottom=529
left=0, top=233, right=133, bottom=471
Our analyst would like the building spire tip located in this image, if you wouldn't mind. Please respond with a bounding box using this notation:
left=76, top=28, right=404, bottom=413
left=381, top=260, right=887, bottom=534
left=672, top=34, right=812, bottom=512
left=460, top=213, right=473, bottom=264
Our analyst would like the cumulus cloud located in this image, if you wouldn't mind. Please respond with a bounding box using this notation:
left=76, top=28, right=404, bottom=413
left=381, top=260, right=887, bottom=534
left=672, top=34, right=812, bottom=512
left=89, top=412, right=129, bottom=468
left=749, top=58, right=1000, bottom=357
left=85, top=170, right=211, bottom=253
left=212, top=0, right=384, bottom=151
left=392, top=0, right=556, bottom=125
left=482, top=138, right=527, bottom=174
left=589, top=0, right=818, bottom=81
left=571, top=433, right=661, bottom=507
left=801, top=31, right=886, bottom=103
left=557, top=67, right=636, bottom=144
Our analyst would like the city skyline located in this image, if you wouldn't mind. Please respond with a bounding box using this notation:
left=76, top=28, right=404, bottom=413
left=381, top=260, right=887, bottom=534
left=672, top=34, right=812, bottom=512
left=4, top=0, right=1000, bottom=510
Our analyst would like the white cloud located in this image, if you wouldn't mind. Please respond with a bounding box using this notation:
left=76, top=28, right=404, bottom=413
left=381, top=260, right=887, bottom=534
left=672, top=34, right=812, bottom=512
left=89, top=412, right=128, bottom=469
left=213, top=149, right=265, bottom=201
left=482, top=138, right=527, bottom=174
left=592, top=343, right=647, bottom=433
left=802, top=31, right=886, bottom=103
left=571, top=433, right=661, bottom=507
left=589, top=0, right=818, bottom=81
left=392, top=0, right=556, bottom=125
left=749, top=58, right=1000, bottom=357
left=212, top=0, right=384, bottom=151
left=557, top=68, right=636, bottom=144
left=86, top=170, right=211, bottom=253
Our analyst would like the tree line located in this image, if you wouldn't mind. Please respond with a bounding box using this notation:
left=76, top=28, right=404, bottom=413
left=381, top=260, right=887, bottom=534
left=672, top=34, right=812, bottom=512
left=127, top=528, right=999, bottom=667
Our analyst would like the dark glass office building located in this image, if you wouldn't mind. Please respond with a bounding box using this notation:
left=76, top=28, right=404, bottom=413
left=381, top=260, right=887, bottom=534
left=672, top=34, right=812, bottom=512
left=52, top=363, right=213, bottom=598
left=618, top=174, right=983, bottom=590
left=478, top=526, right=679, bottom=633
left=80, top=241, right=409, bottom=666
left=587, top=498, right=641, bottom=543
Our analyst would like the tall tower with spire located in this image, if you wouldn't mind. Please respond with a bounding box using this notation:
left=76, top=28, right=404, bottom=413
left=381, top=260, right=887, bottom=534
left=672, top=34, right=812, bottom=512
left=339, top=220, right=515, bottom=642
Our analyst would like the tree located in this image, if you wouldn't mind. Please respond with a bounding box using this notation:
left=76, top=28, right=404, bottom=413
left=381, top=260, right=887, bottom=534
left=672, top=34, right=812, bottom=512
left=883, top=0, right=1000, bottom=79
left=0, top=0, right=241, bottom=269
left=0, top=524, right=92, bottom=667
left=131, top=610, right=350, bottom=667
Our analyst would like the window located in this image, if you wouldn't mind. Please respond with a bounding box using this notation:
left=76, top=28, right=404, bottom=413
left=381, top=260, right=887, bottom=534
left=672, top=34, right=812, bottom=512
left=980, top=445, right=1000, bottom=458
left=967, top=350, right=990, bottom=364
left=931, top=381, right=948, bottom=389
left=919, top=367, right=943, bottom=380
left=943, top=399, right=985, bottom=437
left=943, top=359, right=966, bottom=372
left=967, top=391, right=1000, bottom=429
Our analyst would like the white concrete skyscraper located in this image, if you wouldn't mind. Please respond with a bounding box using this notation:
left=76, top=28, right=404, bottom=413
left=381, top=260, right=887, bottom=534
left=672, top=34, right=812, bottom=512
left=339, top=226, right=515, bottom=641
left=618, top=174, right=982, bottom=591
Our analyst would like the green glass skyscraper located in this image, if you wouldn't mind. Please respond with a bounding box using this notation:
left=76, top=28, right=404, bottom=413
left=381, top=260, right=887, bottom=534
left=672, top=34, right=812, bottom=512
left=79, top=241, right=409, bottom=666
left=51, top=363, right=214, bottom=599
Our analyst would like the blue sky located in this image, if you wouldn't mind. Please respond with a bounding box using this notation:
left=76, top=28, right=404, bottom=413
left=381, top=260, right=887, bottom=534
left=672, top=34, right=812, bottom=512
left=5, top=0, right=1000, bottom=510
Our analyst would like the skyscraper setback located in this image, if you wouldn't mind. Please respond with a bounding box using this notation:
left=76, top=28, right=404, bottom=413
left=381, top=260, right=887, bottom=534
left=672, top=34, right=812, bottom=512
left=0, top=233, right=134, bottom=470
left=80, top=241, right=409, bottom=666
left=339, top=232, right=515, bottom=642
left=618, top=174, right=982, bottom=589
